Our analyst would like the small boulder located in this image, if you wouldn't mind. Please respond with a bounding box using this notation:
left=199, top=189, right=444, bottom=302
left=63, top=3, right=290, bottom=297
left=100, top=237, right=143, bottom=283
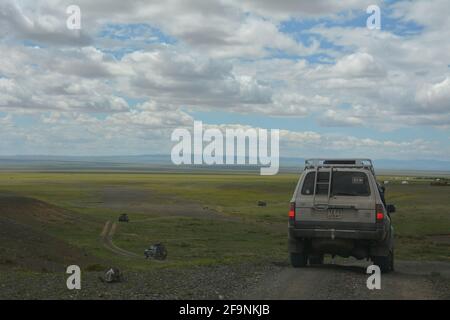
left=100, top=267, right=123, bottom=283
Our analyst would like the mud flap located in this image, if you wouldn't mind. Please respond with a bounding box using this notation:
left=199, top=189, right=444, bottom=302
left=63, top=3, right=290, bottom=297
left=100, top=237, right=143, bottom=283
left=370, top=226, right=394, bottom=256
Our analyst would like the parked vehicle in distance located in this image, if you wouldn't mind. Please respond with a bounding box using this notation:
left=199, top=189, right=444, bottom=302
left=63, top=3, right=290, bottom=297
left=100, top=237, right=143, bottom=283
left=288, top=159, right=396, bottom=272
left=118, top=213, right=129, bottom=222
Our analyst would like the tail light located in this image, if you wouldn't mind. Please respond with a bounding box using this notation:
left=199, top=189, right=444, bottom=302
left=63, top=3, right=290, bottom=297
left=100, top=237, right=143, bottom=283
left=289, top=202, right=295, bottom=219
left=376, top=204, right=384, bottom=221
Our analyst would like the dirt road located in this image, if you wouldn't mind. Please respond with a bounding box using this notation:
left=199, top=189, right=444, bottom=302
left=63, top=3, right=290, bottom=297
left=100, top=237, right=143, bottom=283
left=100, top=221, right=140, bottom=258
left=243, top=259, right=450, bottom=300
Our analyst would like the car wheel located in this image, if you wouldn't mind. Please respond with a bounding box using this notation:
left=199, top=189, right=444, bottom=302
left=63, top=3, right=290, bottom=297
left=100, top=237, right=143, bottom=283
left=373, top=250, right=393, bottom=273
left=290, top=252, right=308, bottom=268
left=308, top=254, right=324, bottom=265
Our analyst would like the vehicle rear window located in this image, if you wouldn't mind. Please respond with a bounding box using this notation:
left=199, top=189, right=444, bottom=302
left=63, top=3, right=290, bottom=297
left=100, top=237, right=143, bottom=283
left=301, top=172, right=330, bottom=195
left=301, top=171, right=370, bottom=196
left=331, top=171, right=370, bottom=196
left=301, top=172, right=315, bottom=195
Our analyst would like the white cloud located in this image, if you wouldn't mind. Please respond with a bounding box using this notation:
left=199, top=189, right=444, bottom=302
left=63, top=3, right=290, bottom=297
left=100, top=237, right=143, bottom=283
left=416, top=77, right=450, bottom=113
left=1, top=0, right=319, bottom=58
left=319, top=109, right=364, bottom=127
left=234, top=0, right=379, bottom=20
left=188, top=15, right=320, bottom=58
left=331, top=52, right=386, bottom=79
left=0, top=0, right=449, bottom=158
left=0, top=1, right=91, bottom=46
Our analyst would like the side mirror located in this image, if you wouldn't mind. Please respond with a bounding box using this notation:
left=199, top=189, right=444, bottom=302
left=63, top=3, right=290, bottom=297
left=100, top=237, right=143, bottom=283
left=387, top=204, right=396, bottom=214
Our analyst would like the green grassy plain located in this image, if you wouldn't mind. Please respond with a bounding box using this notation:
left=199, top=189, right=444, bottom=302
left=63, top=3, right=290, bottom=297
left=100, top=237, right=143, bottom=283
left=0, top=171, right=448, bottom=273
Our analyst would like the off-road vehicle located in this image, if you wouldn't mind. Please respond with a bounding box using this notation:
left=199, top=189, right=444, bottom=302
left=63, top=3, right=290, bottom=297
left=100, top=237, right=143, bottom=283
left=145, top=243, right=167, bottom=260
left=288, top=159, right=396, bottom=272
left=118, top=213, right=129, bottom=222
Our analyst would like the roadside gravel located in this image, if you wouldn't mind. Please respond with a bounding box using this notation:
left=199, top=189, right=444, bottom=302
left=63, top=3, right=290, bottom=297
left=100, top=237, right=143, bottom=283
left=1, top=259, right=449, bottom=300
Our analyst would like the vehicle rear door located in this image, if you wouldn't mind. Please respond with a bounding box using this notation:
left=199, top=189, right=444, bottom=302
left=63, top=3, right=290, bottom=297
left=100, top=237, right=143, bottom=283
left=295, top=169, right=376, bottom=228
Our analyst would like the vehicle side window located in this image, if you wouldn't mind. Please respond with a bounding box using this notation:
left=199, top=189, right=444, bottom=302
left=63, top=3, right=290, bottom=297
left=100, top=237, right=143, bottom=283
left=301, top=172, right=315, bottom=195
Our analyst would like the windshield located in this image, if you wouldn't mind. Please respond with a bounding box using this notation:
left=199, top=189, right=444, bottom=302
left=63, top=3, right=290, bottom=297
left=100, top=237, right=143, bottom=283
left=301, top=171, right=371, bottom=196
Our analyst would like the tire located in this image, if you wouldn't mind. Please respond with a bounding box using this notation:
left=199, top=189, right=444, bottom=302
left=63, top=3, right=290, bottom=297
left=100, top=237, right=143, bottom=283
left=373, top=250, right=394, bottom=273
left=308, top=254, right=324, bottom=265
left=390, top=249, right=395, bottom=271
left=290, top=252, right=308, bottom=268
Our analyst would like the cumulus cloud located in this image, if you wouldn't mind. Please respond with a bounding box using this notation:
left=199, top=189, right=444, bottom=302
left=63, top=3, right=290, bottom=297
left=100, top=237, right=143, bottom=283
left=0, top=1, right=92, bottom=46
left=0, top=0, right=449, bottom=158
left=331, top=52, right=386, bottom=79
left=416, top=77, right=450, bottom=113
left=319, top=109, right=364, bottom=127
left=235, top=0, right=379, bottom=20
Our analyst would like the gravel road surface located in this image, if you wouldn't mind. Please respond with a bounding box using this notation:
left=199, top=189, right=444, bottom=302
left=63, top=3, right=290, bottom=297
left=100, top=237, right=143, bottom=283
left=243, top=259, right=450, bottom=300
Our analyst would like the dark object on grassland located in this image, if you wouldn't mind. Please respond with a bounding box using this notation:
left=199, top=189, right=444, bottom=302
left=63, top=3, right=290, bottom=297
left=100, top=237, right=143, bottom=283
left=118, top=213, right=129, bottom=222
left=430, top=181, right=449, bottom=186
left=99, top=267, right=123, bottom=283
left=145, top=243, right=167, bottom=260
left=257, top=201, right=267, bottom=207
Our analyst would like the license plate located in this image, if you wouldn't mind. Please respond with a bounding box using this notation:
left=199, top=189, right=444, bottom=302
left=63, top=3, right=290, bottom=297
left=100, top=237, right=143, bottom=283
left=327, top=208, right=343, bottom=219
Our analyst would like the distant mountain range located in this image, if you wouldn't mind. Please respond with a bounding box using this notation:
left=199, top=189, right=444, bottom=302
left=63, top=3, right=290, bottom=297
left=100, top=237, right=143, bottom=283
left=0, top=155, right=450, bottom=173
left=281, top=157, right=450, bottom=172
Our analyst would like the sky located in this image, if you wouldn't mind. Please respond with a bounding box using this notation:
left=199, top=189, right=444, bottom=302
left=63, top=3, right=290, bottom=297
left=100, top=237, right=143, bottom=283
left=0, top=0, right=449, bottom=160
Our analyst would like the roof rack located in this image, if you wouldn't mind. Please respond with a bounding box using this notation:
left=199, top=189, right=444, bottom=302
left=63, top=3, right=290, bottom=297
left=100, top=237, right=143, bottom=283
left=304, top=158, right=375, bottom=176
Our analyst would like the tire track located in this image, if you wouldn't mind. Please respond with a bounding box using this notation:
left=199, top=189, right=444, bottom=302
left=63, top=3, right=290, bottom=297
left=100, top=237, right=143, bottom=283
left=100, top=220, right=141, bottom=258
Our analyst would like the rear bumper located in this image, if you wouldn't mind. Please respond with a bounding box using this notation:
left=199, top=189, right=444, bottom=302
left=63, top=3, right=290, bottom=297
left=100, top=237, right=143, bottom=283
left=288, top=221, right=391, bottom=257
left=289, top=221, right=386, bottom=240
left=289, top=227, right=384, bottom=240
